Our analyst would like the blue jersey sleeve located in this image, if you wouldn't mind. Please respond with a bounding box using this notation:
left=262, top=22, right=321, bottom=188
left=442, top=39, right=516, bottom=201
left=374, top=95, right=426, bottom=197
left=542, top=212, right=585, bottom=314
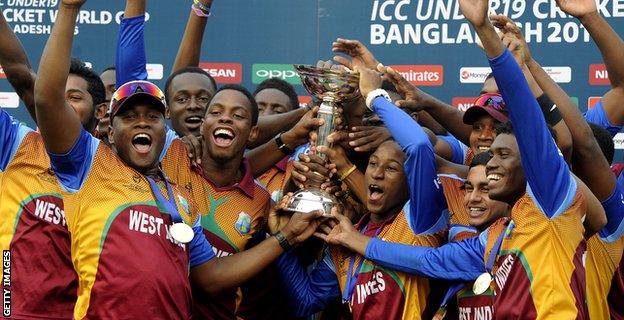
left=364, top=235, right=486, bottom=281
left=489, top=50, right=575, bottom=218
left=372, top=97, right=449, bottom=234
left=275, top=249, right=341, bottom=317
left=189, top=218, right=216, bottom=267
left=584, top=100, right=622, bottom=137
left=159, top=126, right=179, bottom=162
left=116, top=14, right=148, bottom=88
left=438, top=134, right=468, bottom=165
left=598, top=184, right=624, bottom=242
left=48, top=129, right=99, bottom=193
left=0, top=110, right=32, bottom=170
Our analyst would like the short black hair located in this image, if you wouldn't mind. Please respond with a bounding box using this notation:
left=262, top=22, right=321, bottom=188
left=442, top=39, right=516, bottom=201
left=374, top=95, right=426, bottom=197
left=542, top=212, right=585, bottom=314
left=70, top=58, right=106, bottom=106
left=470, top=151, right=493, bottom=168
left=589, top=122, right=615, bottom=164
left=253, top=78, right=299, bottom=110
left=164, top=67, right=217, bottom=104
left=215, top=84, right=259, bottom=126
left=101, top=65, right=116, bottom=73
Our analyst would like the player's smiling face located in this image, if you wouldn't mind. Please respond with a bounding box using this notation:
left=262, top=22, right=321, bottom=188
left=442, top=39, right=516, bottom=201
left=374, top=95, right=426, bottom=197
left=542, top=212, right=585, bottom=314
left=66, top=74, right=96, bottom=127
left=463, top=165, right=509, bottom=230
left=168, top=72, right=215, bottom=137
left=365, top=141, right=409, bottom=216
left=469, top=115, right=499, bottom=154
left=486, top=134, right=526, bottom=204
left=201, top=89, right=258, bottom=164
left=109, top=103, right=166, bottom=175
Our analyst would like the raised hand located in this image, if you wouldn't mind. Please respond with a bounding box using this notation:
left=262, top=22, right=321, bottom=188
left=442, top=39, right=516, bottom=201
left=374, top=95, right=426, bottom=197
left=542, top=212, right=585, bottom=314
left=556, top=0, right=598, bottom=18
left=347, top=126, right=391, bottom=153
left=491, top=15, right=532, bottom=65
left=458, top=0, right=490, bottom=28
left=182, top=134, right=204, bottom=166
left=380, top=64, right=428, bottom=112
left=332, top=38, right=380, bottom=70
left=355, top=65, right=383, bottom=98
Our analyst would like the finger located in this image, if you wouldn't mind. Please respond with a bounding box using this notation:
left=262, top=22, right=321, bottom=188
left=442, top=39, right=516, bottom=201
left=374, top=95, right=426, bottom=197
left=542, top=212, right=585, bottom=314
left=333, top=55, right=353, bottom=70
left=349, top=133, right=377, bottom=147
left=307, top=153, right=327, bottom=166
left=298, top=153, right=311, bottom=163
left=319, top=224, right=333, bottom=235
left=348, top=129, right=372, bottom=139
left=293, top=160, right=310, bottom=172
left=291, top=170, right=307, bottom=183
left=326, top=131, right=348, bottom=144
left=313, top=232, right=329, bottom=242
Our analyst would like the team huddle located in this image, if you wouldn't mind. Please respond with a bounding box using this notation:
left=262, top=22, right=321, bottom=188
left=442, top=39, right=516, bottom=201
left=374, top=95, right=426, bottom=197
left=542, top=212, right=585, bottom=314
left=0, top=0, right=622, bottom=319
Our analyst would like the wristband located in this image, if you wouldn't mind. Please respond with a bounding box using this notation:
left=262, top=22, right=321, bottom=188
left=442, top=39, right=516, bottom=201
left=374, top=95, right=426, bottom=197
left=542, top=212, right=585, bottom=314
left=339, top=165, right=357, bottom=182
left=536, top=94, right=562, bottom=126
left=365, top=89, right=391, bottom=111
left=191, top=4, right=211, bottom=17
left=274, top=231, right=293, bottom=251
left=193, top=0, right=211, bottom=12
left=275, top=132, right=294, bottom=155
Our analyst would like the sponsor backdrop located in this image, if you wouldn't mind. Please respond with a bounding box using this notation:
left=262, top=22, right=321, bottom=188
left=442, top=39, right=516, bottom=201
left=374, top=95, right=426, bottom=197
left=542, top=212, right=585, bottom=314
left=1, top=0, right=624, bottom=160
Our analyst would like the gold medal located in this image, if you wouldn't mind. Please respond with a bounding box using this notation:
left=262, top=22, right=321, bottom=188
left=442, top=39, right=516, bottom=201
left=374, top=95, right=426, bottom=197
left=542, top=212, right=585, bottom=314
left=472, top=272, right=493, bottom=295
left=170, top=223, right=194, bottom=244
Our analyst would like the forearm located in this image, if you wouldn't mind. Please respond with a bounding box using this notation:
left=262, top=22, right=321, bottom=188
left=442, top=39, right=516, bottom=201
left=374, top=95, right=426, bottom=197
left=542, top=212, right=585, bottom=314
left=580, top=12, right=624, bottom=88
left=34, top=4, right=82, bottom=153
left=422, top=94, right=472, bottom=145
left=274, top=251, right=340, bottom=317
left=528, top=58, right=614, bottom=200
left=172, top=2, right=210, bottom=72
left=0, top=15, right=35, bottom=120
left=417, top=111, right=447, bottom=135
left=364, top=237, right=484, bottom=281
left=580, top=12, right=624, bottom=125
left=246, top=140, right=290, bottom=177
left=251, top=108, right=307, bottom=148
left=191, top=235, right=285, bottom=294
left=373, top=97, right=446, bottom=233
left=115, top=13, right=147, bottom=87
left=124, top=0, right=145, bottom=18
left=490, top=49, right=571, bottom=216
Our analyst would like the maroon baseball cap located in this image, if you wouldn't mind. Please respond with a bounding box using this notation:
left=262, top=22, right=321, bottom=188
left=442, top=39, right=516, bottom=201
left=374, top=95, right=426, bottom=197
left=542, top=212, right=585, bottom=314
left=109, top=80, right=166, bottom=118
left=462, top=93, right=509, bottom=125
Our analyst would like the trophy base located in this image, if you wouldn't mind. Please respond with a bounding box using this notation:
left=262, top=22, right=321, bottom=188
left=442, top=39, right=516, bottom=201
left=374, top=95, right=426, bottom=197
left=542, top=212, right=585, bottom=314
left=284, top=188, right=336, bottom=216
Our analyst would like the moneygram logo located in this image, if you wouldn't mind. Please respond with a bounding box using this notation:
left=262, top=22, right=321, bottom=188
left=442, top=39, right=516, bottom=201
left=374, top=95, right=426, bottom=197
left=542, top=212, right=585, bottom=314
left=459, top=67, right=491, bottom=84
left=589, top=64, right=609, bottom=86
left=252, top=64, right=300, bottom=85
left=0, top=92, right=19, bottom=108
left=588, top=96, right=601, bottom=109
left=389, top=65, right=443, bottom=86
left=451, top=97, right=478, bottom=112
left=544, top=67, right=571, bottom=83
left=200, top=63, right=242, bottom=84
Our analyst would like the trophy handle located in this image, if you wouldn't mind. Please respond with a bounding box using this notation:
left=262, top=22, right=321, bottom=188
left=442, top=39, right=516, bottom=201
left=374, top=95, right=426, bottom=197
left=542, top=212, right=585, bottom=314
left=315, top=100, right=335, bottom=161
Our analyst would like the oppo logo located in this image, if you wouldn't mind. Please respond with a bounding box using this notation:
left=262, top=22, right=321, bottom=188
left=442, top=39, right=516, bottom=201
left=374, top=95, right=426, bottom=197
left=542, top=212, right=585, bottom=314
left=252, top=64, right=300, bottom=85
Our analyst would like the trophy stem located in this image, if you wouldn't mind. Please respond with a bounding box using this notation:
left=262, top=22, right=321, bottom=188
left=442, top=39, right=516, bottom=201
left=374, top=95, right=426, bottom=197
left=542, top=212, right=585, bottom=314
left=315, top=99, right=335, bottom=161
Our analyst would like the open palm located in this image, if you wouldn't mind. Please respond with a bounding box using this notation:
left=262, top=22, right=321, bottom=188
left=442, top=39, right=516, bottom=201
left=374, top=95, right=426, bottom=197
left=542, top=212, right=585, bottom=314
left=556, top=0, right=597, bottom=18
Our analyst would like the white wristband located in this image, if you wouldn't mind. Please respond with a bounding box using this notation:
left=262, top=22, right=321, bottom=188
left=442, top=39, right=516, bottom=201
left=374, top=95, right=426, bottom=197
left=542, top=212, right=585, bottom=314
left=365, top=89, right=391, bottom=111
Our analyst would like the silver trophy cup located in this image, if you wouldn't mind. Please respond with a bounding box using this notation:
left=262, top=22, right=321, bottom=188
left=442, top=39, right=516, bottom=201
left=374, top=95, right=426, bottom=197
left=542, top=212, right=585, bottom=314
left=285, top=65, right=360, bottom=215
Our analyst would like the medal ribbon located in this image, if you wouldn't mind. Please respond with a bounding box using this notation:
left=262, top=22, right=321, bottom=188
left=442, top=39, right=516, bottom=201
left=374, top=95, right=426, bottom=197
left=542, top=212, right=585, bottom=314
left=342, top=216, right=392, bottom=304
left=486, top=224, right=507, bottom=272
left=146, top=176, right=183, bottom=224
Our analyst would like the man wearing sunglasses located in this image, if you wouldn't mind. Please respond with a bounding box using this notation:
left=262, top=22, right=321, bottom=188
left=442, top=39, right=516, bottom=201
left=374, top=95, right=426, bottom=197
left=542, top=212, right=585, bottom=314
left=33, top=1, right=323, bottom=318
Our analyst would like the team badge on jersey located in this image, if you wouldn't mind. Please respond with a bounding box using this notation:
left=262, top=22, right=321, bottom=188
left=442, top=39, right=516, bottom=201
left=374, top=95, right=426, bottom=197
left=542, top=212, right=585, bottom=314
left=235, top=212, right=252, bottom=235
left=177, top=194, right=190, bottom=215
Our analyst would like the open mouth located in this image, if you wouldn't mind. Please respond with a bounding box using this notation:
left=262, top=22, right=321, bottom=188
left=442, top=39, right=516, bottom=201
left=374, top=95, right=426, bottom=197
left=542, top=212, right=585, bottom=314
left=212, top=127, right=236, bottom=147
left=487, top=173, right=503, bottom=183
left=132, top=133, right=152, bottom=154
left=185, top=116, right=203, bottom=129
left=368, top=184, right=384, bottom=202
left=477, top=145, right=491, bottom=152
left=468, top=206, right=487, bottom=218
